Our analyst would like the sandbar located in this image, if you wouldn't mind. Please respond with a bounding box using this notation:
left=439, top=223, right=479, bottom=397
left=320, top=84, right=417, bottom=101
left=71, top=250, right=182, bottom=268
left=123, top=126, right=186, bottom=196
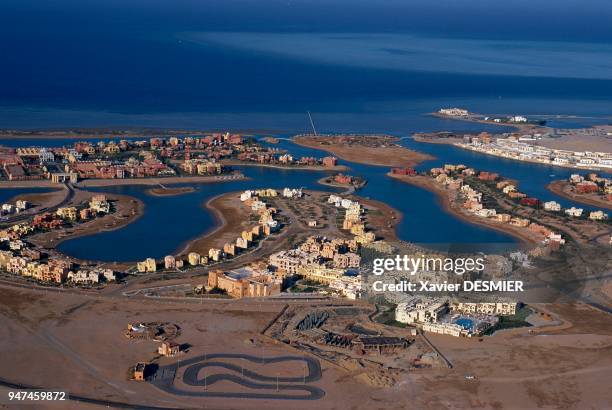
left=293, top=134, right=434, bottom=167
left=146, top=186, right=196, bottom=197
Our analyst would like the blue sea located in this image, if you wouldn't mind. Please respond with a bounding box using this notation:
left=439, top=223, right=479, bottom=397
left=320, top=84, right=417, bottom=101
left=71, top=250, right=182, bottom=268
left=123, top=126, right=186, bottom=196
left=1, top=0, right=611, bottom=130
left=0, top=0, right=610, bottom=261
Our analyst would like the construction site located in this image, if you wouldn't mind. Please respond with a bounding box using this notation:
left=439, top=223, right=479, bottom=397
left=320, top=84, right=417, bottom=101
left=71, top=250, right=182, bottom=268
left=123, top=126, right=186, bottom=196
left=263, top=303, right=449, bottom=387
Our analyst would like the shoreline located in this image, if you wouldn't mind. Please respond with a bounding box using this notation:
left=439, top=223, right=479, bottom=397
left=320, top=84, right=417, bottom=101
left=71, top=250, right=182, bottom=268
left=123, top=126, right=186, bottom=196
left=178, top=188, right=404, bottom=258
left=387, top=173, right=537, bottom=246
left=412, top=134, right=465, bottom=145
left=428, top=112, right=547, bottom=134
left=354, top=195, right=401, bottom=243
left=4, top=189, right=68, bottom=222
left=222, top=159, right=349, bottom=172
left=0, top=129, right=261, bottom=140
left=316, top=176, right=366, bottom=193
left=0, top=180, right=64, bottom=189
left=27, top=191, right=145, bottom=269
left=75, top=174, right=248, bottom=187
left=547, top=180, right=611, bottom=210
left=0, top=175, right=249, bottom=189
left=176, top=193, right=231, bottom=257
left=146, top=186, right=196, bottom=197
left=454, top=143, right=611, bottom=172
left=292, top=134, right=434, bottom=168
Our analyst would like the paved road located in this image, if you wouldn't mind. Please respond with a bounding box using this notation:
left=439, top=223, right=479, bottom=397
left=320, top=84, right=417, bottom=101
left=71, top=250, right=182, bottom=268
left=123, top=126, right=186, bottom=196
left=151, top=353, right=325, bottom=400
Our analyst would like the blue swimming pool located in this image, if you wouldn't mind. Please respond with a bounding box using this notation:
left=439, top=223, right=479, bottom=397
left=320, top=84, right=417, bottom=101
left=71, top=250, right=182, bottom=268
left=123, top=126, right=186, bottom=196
left=455, top=318, right=474, bottom=330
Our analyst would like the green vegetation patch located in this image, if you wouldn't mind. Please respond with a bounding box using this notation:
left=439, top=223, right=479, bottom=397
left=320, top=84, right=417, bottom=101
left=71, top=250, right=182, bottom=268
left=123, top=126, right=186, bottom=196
left=483, top=305, right=532, bottom=336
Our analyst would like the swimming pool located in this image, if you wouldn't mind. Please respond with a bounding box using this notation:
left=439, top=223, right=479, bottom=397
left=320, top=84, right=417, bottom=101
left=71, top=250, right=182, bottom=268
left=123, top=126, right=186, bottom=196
left=455, top=318, right=474, bottom=331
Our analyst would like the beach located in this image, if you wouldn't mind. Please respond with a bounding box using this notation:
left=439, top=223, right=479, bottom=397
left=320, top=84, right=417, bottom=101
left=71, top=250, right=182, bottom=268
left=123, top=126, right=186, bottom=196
left=179, top=191, right=251, bottom=256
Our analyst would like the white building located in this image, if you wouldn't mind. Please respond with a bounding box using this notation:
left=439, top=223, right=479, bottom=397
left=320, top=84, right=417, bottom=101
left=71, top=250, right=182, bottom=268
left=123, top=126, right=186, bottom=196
left=240, top=190, right=253, bottom=201
left=509, top=115, right=528, bottom=123
left=565, top=207, right=584, bottom=217
left=39, top=148, right=55, bottom=163
left=395, top=298, right=448, bottom=325
left=15, top=200, right=28, bottom=211
left=329, top=275, right=362, bottom=300
left=422, top=322, right=466, bottom=337
left=438, top=108, right=469, bottom=116
left=589, top=210, right=608, bottom=220
left=543, top=201, right=561, bottom=212
left=282, top=188, right=303, bottom=199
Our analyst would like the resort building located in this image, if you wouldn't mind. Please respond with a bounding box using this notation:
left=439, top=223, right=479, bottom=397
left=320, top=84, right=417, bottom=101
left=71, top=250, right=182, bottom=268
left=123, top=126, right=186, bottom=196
left=329, top=275, right=362, bottom=299
left=223, top=243, right=236, bottom=256
left=438, top=107, right=469, bottom=116
left=269, top=249, right=319, bottom=275
left=164, top=255, right=176, bottom=269
left=297, top=264, right=346, bottom=285
left=589, top=210, right=608, bottom=220
left=188, top=252, right=207, bottom=266
left=543, top=201, right=561, bottom=211
left=208, top=248, right=223, bottom=261
left=422, top=322, right=467, bottom=338
left=50, top=172, right=78, bottom=184
left=332, top=252, right=361, bottom=268
left=137, top=258, right=157, bottom=273
left=56, top=207, right=78, bottom=221
left=565, top=207, right=584, bottom=217
left=89, top=195, right=111, bottom=213
left=207, top=269, right=281, bottom=298
left=450, top=302, right=517, bottom=316
left=395, top=298, right=449, bottom=325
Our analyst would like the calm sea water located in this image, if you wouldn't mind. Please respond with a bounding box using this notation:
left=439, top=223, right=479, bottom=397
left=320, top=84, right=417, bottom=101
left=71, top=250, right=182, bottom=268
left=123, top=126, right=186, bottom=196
left=0, top=0, right=610, bottom=261
left=1, top=0, right=611, bottom=129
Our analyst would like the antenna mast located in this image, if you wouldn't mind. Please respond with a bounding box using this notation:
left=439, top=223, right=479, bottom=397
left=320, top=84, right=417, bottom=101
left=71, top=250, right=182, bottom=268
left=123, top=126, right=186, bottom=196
left=307, top=111, right=317, bottom=136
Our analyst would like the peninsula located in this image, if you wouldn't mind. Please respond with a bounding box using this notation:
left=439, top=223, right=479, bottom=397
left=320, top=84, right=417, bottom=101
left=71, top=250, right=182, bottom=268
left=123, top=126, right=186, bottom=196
left=388, top=164, right=610, bottom=249
left=547, top=173, right=612, bottom=210
left=293, top=134, right=434, bottom=167
left=420, top=109, right=612, bottom=171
